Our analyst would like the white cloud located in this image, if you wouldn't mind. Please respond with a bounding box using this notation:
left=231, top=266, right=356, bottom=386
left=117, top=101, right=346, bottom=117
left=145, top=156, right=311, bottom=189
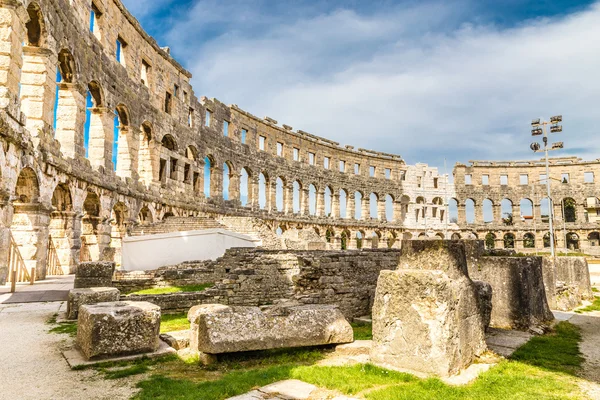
left=164, top=1, right=600, bottom=170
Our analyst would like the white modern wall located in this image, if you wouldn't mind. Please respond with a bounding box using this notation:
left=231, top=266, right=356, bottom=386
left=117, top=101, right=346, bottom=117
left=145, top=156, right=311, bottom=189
left=121, top=229, right=261, bottom=271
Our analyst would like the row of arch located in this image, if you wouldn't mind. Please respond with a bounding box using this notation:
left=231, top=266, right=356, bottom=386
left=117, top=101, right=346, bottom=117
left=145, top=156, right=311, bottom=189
left=448, top=197, right=578, bottom=224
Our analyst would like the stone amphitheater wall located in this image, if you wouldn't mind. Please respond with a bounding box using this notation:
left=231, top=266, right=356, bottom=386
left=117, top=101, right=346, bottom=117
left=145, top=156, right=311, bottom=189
left=0, top=0, right=451, bottom=282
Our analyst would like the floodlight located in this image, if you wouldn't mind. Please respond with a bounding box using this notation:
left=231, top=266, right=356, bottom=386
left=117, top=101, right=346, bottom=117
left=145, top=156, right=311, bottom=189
left=550, top=115, right=562, bottom=123
left=531, top=128, right=543, bottom=136
left=550, top=124, right=562, bottom=133
left=552, top=142, right=564, bottom=149
left=531, top=118, right=541, bottom=126
left=530, top=142, right=541, bottom=152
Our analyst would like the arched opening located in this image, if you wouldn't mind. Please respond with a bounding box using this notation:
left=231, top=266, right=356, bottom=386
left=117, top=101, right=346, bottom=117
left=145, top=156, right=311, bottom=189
left=435, top=233, right=445, bottom=240
left=543, top=232, right=551, bottom=248
left=185, top=146, right=199, bottom=190
left=48, top=183, right=78, bottom=274
left=523, top=233, right=535, bottom=248
left=370, top=193, right=379, bottom=219
left=432, top=197, right=443, bottom=221
left=403, top=232, right=413, bottom=240
left=385, top=194, right=394, bottom=221
left=276, top=177, right=285, bottom=212
left=110, top=202, right=129, bottom=266
left=340, top=230, right=349, bottom=250
left=501, top=199, right=513, bottom=225
left=240, top=168, right=250, bottom=206
left=485, top=232, right=496, bottom=249
left=588, top=232, right=600, bottom=247
left=223, top=162, right=232, bottom=201
left=400, top=195, right=410, bottom=222
left=324, top=186, right=332, bottom=217
left=451, top=233, right=461, bottom=240
left=465, top=199, right=475, bottom=224
left=53, top=50, right=82, bottom=158
left=325, top=228, right=334, bottom=244
left=356, top=231, right=363, bottom=249
left=540, top=197, right=551, bottom=222
left=114, top=104, right=133, bottom=177
left=308, top=184, right=317, bottom=216
left=293, top=180, right=302, bottom=214
left=339, top=189, right=347, bottom=218
left=138, top=205, right=153, bottom=225
left=258, top=172, right=267, bottom=209
left=387, top=232, right=397, bottom=248
left=11, top=167, right=47, bottom=280
left=26, top=3, right=44, bottom=47
left=520, top=198, right=534, bottom=221
left=161, top=134, right=177, bottom=151
left=138, top=123, right=154, bottom=186
left=371, top=232, right=380, bottom=249
left=203, top=156, right=213, bottom=197
left=276, top=226, right=284, bottom=236
left=416, top=196, right=425, bottom=222
left=354, top=192, right=363, bottom=220
left=503, top=233, right=515, bottom=249
left=448, top=198, right=458, bottom=223
left=159, top=134, right=178, bottom=183
left=483, top=199, right=493, bottom=223
left=84, top=81, right=105, bottom=165
left=562, top=198, right=577, bottom=223
left=566, top=232, right=580, bottom=250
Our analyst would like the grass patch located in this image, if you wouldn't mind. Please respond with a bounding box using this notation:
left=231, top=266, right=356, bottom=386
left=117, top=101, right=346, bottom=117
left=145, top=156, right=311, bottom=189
left=351, top=322, right=373, bottom=340
left=49, top=321, right=78, bottom=337
left=161, top=313, right=189, bottom=333
left=129, top=283, right=214, bottom=296
left=510, top=321, right=583, bottom=375
left=592, top=287, right=599, bottom=293
left=132, top=322, right=585, bottom=400
left=575, top=296, right=600, bottom=313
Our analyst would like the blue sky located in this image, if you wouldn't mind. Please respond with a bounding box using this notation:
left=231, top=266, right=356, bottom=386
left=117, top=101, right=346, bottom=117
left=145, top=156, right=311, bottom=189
left=123, top=0, right=599, bottom=173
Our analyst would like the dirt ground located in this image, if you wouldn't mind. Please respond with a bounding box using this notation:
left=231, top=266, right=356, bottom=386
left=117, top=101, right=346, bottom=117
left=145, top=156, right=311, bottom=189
left=0, top=302, right=140, bottom=400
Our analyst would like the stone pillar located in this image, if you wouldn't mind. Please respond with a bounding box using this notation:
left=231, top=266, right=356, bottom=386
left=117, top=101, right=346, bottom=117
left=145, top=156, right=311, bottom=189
left=115, top=126, right=139, bottom=181
left=302, top=188, right=310, bottom=216
left=331, top=192, right=339, bottom=219
left=87, top=107, right=115, bottom=172
left=347, top=193, right=355, bottom=220
left=284, top=184, right=294, bottom=214
left=10, top=203, right=50, bottom=280
left=48, top=211, right=82, bottom=274
left=211, top=165, right=222, bottom=200
left=54, top=83, right=86, bottom=159
left=229, top=172, right=241, bottom=204
left=0, top=2, right=26, bottom=117
left=250, top=176, right=260, bottom=209
left=457, top=204, right=466, bottom=225
left=20, top=46, right=56, bottom=137
left=0, top=198, right=14, bottom=284
left=378, top=199, right=387, bottom=222
left=393, top=201, right=402, bottom=224
left=316, top=189, right=325, bottom=217
left=361, top=197, right=369, bottom=221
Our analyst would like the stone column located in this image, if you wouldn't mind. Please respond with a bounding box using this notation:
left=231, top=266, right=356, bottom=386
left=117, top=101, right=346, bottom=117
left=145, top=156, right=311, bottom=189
left=211, top=164, right=222, bottom=200
left=0, top=2, right=26, bottom=117
left=267, top=180, right=277, bottom=212
left=361, top=197, right=369, bottom=221
left=20, top=46, right=56, bottom=137
left=250, top=176, right=260, bottom=209
left=10, top=203, right=50, bottom=280
left=54, top=82, right=86, bottom=159
left=378, top=198, right=387, bottom=222
left=331, top=192, right=339, bottom=219
left=316, top=189, right=325, bottom=217
left=284, top=183, right=294, bottom=214
left=302, top=188, right=310, bottom=216
left=347, top=193, right=355, bottom=220
left=457, top=204, right=466, bottom=225
left=115, top=126, right=138, bottom=180
left=0, top=197, right=14, bottom=284
left=229, top=172, right=241, bottom=203
left=48, top=211, right=82, bottom=274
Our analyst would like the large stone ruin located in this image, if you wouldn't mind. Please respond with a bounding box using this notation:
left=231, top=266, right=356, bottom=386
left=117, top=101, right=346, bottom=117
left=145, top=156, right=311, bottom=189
left=67, top=287, right=120, bottom=320
left=370, top=240, right=488, bottom=377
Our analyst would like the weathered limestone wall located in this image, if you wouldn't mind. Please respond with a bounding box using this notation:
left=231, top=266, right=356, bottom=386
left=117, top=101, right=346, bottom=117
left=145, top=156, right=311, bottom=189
left=541, top=257, right=593, bottom=311
left=119, top=248, right=401, bottom=318
left=453, top=157, right=600, bottom=254
left=0, top=0, right=450, bottom=282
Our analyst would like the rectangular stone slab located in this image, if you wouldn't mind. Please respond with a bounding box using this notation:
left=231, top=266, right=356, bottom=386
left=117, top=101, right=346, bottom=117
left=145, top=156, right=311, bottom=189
left=188, top=304, right=353, bottom=354
left=77, top=301, right=161, bottom=360
left=67, top=287, right=120, bottom=320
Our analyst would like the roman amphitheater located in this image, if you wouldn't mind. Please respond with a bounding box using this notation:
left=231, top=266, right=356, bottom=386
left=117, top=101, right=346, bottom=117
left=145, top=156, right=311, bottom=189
left=1, top=1, right=600, bottom=399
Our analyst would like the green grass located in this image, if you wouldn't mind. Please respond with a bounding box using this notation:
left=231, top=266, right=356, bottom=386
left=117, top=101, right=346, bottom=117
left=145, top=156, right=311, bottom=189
left=575, top=297, right=600, bottom=313
left=161, top=313, right=189, bottom=333
left=49, top=321, right=78, bottom=337
left=592, top=287, right=599, bottom=293
left=129, top=283, right=214, bottom=296
left=351, top=322, right=373, bottom=340
left=131, top=321, right=585, bottom=400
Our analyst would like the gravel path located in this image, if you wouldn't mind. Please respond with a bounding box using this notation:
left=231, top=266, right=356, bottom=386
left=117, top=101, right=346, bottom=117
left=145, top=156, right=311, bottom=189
left=568, top=312, right=600, bottom=399
left=0, top=302, right=140, bottom=400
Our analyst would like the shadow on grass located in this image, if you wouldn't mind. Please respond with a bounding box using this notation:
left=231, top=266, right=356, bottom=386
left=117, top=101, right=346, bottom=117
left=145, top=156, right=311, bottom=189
left=509, top=321, right=584, bottom=375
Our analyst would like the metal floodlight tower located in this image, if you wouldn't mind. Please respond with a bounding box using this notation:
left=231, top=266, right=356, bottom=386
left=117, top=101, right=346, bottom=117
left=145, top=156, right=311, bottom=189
left=529, top=115, right=565, bottom=258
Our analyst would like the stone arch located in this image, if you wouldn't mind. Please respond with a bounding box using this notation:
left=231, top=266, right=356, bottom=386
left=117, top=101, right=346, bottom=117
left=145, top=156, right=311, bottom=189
left=240, top=167, right=252, bottom=207
left=51, top=183, right=72, bottom=211
left=292, top=180, right=302, bottom=214
left=356, top=230, right=364, bottom=249
left=222, top=161, right=235, bottom=201
left=435, top=232, right=445, bottom=240
left=88, top=81, right=103, bottom=107
left=354, top=191, right=363, bottom=220
left=588, top=232, right=600, bottom=247
left=340, top=229, right=350, bottom=250
left=503, top=233, right=515, bottom=249
left=567, top=232, right=580, bottom=250
left=323, top=186, right=333, bottom=217
left=485, top=232, right=496, bottom=249
left=161, top=134, right=177, bottom=151
left=15, top=167, right=40, bottom=203
left=448, top=198, right=458, bottom=223
left=25, top=2, right=45, bottom=47
left=57, top=49, right=76, bottom=83
left=501, top=198, right=513, bottom=224
left=451, top=233, right=461, bottom=240
left=325, top=227, right=335, bottom=243
left=308, top=184, right=317, bottom=216
left=339, top=188, right=348, bottom=218
left=387, top=231, right=397, bottom=248
left=138, top=205, right=153, bottom=224
left=400, top=195, right=410, bottom=222
left=275, top=176, right=285, bottom=212
left=431, top=197, right=443, bottom=220
left=403, top=232, right=413, bottom=240
left=114, top=104, right=134, bottom=178
left=562, top=198, right=577, bottom=223
left=465, top=198, right=475, bottom=224
left=258, top=171, right=268, bottom=209
left=523, top=232, right=535, bottom=248
left=385, top=194, right=394, bottom=221
left=520, top=198, right=534, bottom=221
left=369, top=192, right=379, bottom=219
left=138, top=123, right=154, bottom=186
left=482, top=199, right=494, bottom=223
left=371, top=231, right=381, bottom=249
left=83, top=81, right=106, bottom=165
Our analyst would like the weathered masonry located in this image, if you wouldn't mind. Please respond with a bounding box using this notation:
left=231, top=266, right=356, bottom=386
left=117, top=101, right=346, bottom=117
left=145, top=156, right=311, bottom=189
left=0, top=0, right=450, bottom=283
left=452, top=157, right=600, bottom=254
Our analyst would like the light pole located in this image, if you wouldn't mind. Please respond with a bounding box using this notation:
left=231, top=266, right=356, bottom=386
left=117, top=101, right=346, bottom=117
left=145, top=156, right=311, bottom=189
left=530, top=115, right=564, bottom=258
